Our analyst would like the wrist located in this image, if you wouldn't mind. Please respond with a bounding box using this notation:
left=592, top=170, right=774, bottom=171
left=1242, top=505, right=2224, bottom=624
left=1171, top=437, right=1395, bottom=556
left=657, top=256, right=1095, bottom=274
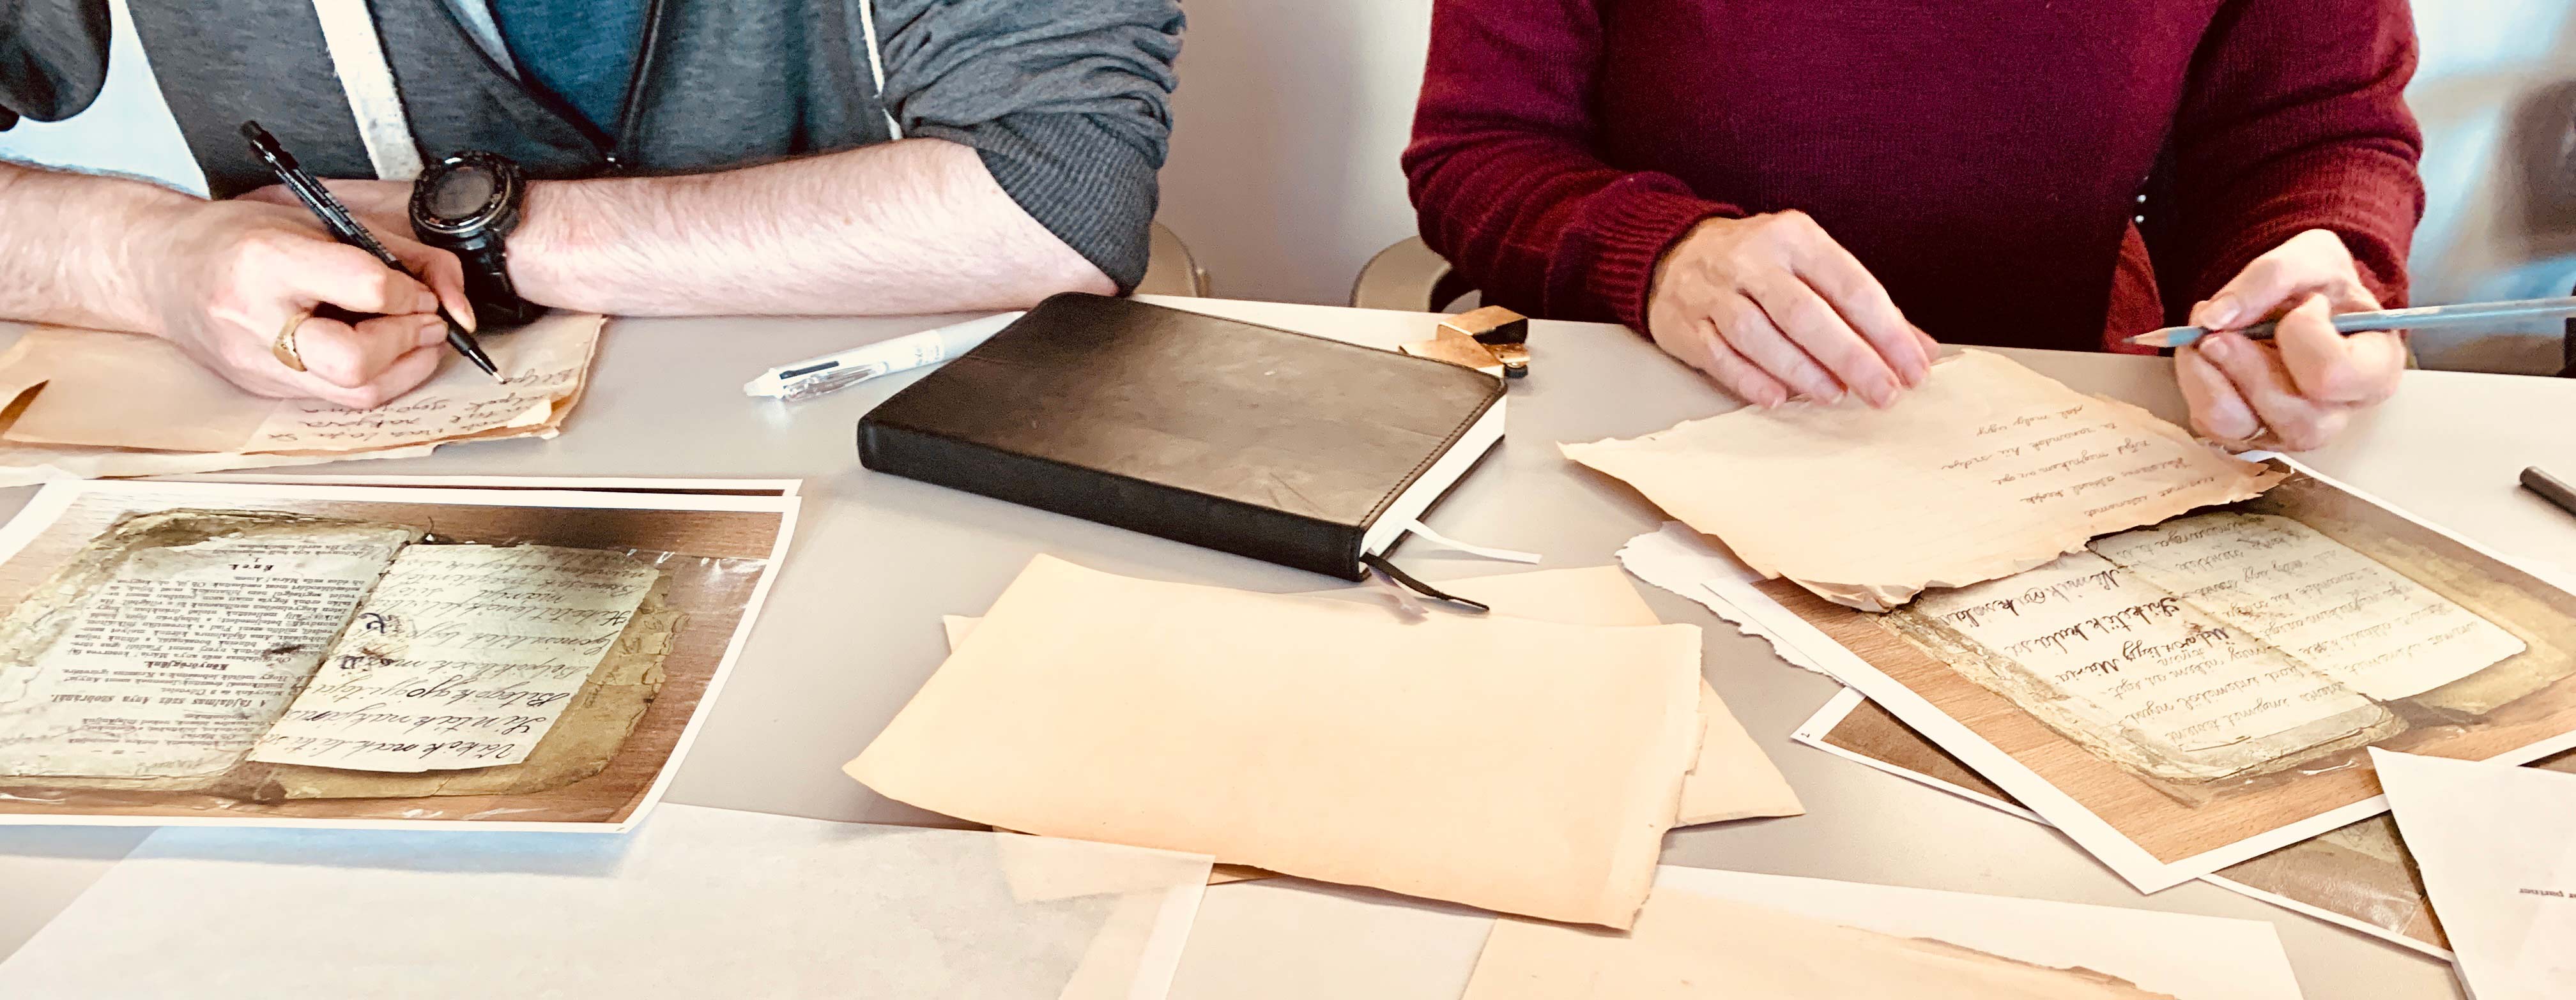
left=103, top=189, right=211, bottom=336
left=503, top=179, right=595, bottom=312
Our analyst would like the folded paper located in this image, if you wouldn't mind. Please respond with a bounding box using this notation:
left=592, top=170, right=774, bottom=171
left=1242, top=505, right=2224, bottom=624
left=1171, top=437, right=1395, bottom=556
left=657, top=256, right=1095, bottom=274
left=1562, top=349, right=2280, bottom=610
left=0, top=314, right=603, bottom=483
left=854, top=554, right=1705, bottom=928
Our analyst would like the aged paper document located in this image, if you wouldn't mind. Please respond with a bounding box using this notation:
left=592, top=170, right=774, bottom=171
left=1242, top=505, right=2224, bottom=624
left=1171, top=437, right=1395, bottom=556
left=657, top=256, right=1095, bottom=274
left=2376, top=749, right=2576, bottom=1000
left=852, top=555, right=1705, bottom=928
left=942, top=566, right=1803, bottom=832
left=1562, top=349, right=2280, bottom=610
left=259, top=585, right=684, bottom=799
left=249, top=545, right=658, bottom=772
left=0, top=314, right=602, bottom=461
left=0, top=513, right=416, bottom=784
left=1464, top=889, right=2175, bottom=1000
left=1889, top=511, right=2525, bottom=784
left=2088, top=513, right=2524, bottom=701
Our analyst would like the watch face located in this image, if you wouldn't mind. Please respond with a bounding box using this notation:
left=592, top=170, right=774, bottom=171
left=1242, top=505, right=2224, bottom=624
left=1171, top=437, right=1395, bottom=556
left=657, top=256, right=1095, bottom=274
left=429, top=164, right=500, bottom=223
left=411, top=151, right=523, bottom=241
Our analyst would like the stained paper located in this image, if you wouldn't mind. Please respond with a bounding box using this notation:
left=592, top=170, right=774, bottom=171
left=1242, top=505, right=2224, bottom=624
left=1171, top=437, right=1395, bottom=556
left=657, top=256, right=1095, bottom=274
left=1562, top=349, right=2280, bottom=610
left=0, top=314, right=602, bottom=481
left=852, top=555, right=1705, bottom=928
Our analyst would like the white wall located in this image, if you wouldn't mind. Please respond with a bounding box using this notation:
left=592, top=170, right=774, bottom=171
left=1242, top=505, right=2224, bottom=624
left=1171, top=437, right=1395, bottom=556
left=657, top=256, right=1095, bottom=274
left=8, top=1, right=2573, bottom=368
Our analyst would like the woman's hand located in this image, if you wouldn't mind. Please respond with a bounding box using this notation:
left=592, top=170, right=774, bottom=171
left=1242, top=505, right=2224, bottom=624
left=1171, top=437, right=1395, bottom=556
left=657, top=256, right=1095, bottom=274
left=1644, top=211, right=1937, bottom=408
left=2175, top=229, right=2404, bottom=451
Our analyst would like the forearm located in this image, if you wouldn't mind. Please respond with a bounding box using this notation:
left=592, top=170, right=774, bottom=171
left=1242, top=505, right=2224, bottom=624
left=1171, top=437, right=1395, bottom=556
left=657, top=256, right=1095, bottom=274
left=509, top=138, right=1113, bottom=317
left=0, top=160, right=188, bottom=331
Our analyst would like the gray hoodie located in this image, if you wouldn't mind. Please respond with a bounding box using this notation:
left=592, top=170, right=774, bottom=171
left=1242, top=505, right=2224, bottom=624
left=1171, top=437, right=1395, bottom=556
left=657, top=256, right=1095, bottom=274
left=0, top=0, right=1183, bottom=288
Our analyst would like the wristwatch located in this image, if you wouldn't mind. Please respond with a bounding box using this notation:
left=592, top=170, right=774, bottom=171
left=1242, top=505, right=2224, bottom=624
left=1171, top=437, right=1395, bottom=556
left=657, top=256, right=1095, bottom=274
left=410, top=151, right=547, bottom=328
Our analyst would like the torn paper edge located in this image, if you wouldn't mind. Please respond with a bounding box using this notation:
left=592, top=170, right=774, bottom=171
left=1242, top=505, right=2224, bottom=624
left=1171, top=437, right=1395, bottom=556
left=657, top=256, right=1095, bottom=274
left=1613, top=523, right=1828, bottom=674
left=1790, top=687, right=2455, bottom=961
left=0, top=478, right=802, bottom=833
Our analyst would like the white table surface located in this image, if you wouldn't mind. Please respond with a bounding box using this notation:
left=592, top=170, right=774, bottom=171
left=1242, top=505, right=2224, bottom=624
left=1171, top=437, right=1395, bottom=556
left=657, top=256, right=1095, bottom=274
left=6, top=295, right=2572, bottom=998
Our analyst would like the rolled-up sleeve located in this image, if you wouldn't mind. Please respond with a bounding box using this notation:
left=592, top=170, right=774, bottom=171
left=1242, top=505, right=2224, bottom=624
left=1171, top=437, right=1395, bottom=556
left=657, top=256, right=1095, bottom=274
left=0, top=0, right=111, bottom=132
left=875, top=0, right=1183, bottom=291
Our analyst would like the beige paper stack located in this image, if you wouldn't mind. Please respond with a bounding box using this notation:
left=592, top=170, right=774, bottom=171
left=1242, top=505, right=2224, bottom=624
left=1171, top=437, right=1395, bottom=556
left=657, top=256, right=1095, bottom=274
left=848, top=556, right=1722, bottom=928
left=1561, top=349, right=2281, bottom=611
left=0, top=314, right=606, bottom=485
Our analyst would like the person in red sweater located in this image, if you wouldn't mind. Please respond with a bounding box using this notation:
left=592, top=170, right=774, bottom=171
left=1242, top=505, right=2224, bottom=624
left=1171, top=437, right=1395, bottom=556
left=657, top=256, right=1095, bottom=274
left=1404, top=0, right=2425, bottom=451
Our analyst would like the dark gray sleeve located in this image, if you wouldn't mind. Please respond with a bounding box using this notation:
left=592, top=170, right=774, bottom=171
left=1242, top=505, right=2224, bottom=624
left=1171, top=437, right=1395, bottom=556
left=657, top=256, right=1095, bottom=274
left=0, top=0, right=110, bottom=132
left=875, top=0, right=1183, bottom=291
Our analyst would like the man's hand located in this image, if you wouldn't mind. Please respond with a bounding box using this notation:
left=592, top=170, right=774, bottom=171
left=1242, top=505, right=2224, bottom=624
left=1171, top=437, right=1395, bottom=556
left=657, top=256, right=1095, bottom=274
left=1645, top=211, right=1938, bottom=408
left=2176, top=229, right=2404, bottom=452
left=139, top=199, right=473, bottom=408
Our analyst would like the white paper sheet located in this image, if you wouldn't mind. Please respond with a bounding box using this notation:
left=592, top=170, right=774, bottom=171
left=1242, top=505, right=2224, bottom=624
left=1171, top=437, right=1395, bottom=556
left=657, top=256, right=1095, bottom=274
left=1614, top=522, right=1830, bottom=673
left=0, top=804, right=1213, bottom=999
left=1789, top=686, right=2460, bottom=959
left=1648, top=868, right=2304, bottom=1000
left=2374, top=749, right=2576, bottom=999
left=1160, top=865, right=2300, bottom=1000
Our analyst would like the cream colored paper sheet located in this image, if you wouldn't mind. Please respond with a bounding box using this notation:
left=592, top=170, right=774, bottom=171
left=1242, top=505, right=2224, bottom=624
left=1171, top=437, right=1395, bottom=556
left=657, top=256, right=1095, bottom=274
left=0, top=804, right=1214, bottom=999
left=0, top=513, right=417, bottom=784
left=249, top=545, right=659, bottom=772
left=1465, top=889, right=2175, bottom=1000
left=1561, top=349, right=2280, bottom=610
left=0, top=313, right=602, bottom=455
left=2374, top=749, right=2576, bottom=1000
left=854, top=555, right=1705, bottom=928
left=942, top=566, right=1802, bottom=830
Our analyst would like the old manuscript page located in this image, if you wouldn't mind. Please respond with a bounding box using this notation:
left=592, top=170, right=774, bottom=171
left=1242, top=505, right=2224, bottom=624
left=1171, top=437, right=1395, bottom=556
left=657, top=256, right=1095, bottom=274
left=0, top=513, right=415, bottom=784
left=1889, top=511, right=2524, bottom=784
left=0, top=314, right=604, bottom=455
left=851, top=555, right=1705, bottom=929
left=1462, top=890, right=2176, bottom=1000
left=1561, top=349, right=2280, bottom=610
left=249, top=545, right=657, bottom=773
left=2087, top=513, right=2524, bottom=701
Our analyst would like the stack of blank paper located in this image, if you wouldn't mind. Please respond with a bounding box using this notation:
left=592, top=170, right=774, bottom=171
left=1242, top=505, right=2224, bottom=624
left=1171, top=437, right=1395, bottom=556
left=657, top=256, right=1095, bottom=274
left=849, top=555, right=1708, bottom=928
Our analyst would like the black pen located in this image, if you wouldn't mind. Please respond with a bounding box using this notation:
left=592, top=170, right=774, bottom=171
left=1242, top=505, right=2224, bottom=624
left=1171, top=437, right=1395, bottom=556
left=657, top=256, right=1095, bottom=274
left=2523, top=467, right=2576, bottom=522
left=239, top=121, right=500, bottom=380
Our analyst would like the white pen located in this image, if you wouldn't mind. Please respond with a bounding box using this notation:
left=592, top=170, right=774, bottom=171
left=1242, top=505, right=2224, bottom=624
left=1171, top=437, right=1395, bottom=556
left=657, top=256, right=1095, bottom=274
left=743, top=311, right=1025, bottom=402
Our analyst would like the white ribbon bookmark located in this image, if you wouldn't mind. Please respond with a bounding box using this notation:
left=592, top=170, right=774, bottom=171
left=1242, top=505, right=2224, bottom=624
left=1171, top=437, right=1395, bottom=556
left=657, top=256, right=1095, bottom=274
left=1399, top=517, right=1542, bottom=564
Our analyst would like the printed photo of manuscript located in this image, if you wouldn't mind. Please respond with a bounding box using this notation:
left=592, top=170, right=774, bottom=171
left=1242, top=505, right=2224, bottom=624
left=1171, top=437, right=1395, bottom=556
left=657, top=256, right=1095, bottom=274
left=1885, top=511, right=2526, bottom=786
left=0, top=510, right=667, bottom=795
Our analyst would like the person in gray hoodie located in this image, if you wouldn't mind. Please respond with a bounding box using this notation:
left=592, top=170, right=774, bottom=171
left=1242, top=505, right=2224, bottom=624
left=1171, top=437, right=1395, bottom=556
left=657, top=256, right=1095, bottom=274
left=0, top=0, right=1182, bottom=407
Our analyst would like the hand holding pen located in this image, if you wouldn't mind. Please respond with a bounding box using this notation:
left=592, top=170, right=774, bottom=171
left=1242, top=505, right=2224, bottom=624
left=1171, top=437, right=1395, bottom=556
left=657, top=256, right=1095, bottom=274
left=239, top=122, right=500, bottom=386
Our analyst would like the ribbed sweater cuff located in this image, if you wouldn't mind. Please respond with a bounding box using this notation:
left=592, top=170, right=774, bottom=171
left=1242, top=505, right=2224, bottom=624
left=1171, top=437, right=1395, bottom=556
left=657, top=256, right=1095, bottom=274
left=1579, top=184, right=1740, bottom=330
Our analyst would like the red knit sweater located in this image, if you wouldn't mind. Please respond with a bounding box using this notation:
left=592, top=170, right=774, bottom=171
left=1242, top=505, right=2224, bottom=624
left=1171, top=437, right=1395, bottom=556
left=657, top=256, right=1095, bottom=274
left=1403, top=0, right=2426, bottom=352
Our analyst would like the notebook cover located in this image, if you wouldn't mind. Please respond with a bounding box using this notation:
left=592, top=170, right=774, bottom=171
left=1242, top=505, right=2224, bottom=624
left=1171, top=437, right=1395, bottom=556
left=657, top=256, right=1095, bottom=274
left=856, top=294, right=1505, bottom=579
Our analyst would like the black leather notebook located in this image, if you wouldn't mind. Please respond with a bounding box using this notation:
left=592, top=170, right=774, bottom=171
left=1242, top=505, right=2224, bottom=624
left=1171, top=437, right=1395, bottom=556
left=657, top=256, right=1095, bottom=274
left=857, top=294, right=1506, bottom=582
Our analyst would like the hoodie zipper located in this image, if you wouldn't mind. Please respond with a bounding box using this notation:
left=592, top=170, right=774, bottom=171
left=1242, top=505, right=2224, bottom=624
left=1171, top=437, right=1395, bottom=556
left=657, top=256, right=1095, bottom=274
left=599, top=0, right=671, bottom=174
